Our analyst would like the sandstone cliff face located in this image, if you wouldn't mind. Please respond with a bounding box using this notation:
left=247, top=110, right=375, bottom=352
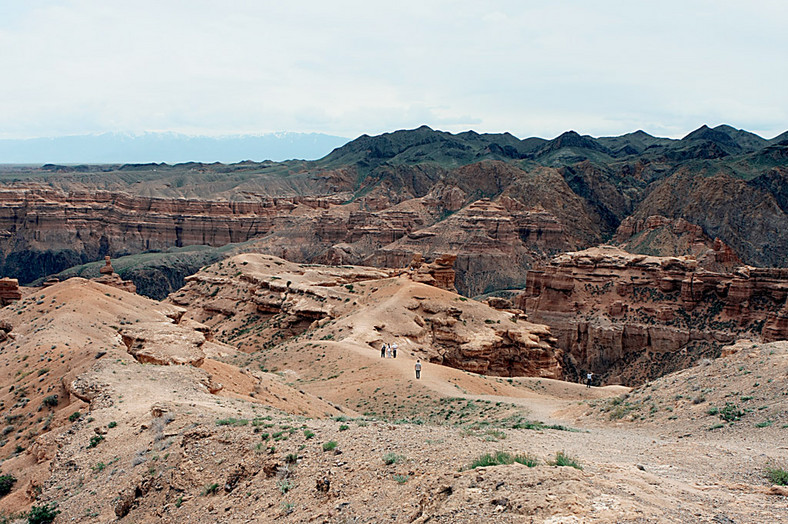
left=516, top=246, right=788, bottom=385
left=1, top=170, right=587, bottom=299
left=169, top=254, right=562, bottom=379
left=370, top=198, right=573, bottom=296
left=0, top=187, right=347, bottom=283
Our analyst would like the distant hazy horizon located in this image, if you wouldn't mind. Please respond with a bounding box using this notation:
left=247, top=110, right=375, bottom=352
left=0, top=131, right=350, bottom=164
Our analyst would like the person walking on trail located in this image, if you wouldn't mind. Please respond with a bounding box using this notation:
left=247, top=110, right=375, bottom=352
left=391, top=342, right=398, bottom=358
left=415, top=360, right=422, bottom=379
left=586, top=372, right=593, bottom=388
left=381, top=344, right=386, bottom=358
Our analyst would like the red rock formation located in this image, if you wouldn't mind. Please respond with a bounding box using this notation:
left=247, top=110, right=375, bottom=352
left=171, top=254, right=562, bottom=379
left=94, top=273, right=137, bottom=294
left=0, top=277, right=21, bottom=306
left=409, top=253, right=458, bottom=292
left=99, top=256, right=114, bottom=275
left=516, top=246, right=788, bottom=385
left=763, top=305, right=788, bottom=342
left=371, top=198, right=573, bottom=296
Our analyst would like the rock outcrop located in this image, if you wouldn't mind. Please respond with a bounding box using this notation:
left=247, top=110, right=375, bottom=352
left=0, top=277, right=21, bottom=306
left=516, top=246, right=788, bottom=385
left=93, top=256, right=137, bottom=293
left=170, top=254, right=562, bottom=378
left=408, top=253, right=458, bottom=292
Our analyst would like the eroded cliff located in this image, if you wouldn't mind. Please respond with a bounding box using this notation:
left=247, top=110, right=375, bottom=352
left=516, top=246, right=788, bottom=385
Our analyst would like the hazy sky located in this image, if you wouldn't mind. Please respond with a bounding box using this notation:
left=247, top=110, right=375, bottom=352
left=1, top=0, right=786, bottom=140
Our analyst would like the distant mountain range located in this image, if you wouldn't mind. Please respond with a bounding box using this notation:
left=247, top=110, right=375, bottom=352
left=0, top=132, right=350, bottom=164
left=2, top=125, right=786, bottom=165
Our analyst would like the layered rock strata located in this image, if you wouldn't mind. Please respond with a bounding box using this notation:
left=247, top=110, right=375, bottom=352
left=170, top=254, right=562, bottom=378
left=516, top=246, right=788, bottom=385
left=0, top=277, right=21, bottom=306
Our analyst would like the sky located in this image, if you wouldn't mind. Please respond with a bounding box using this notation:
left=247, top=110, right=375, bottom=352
left=0, top=0, right=786, bottom=141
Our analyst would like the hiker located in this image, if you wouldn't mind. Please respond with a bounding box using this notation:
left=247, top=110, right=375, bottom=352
left=386, top=343, right=392, bottom=358
left=381, top=343, right=386, bottom=358
left=415, top=360, right=422, bottom=379
left=391, top=342, right=398, bottom=358
left=586, top=372, right=593, bottom=388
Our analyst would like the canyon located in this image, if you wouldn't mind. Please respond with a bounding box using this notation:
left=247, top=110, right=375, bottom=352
left=1, top=124, right=786, bottom=301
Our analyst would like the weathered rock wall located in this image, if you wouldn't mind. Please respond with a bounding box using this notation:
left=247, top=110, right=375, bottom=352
left=516, top=246, right=788, bottom=385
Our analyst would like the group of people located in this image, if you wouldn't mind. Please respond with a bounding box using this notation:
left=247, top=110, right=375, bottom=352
left=380, top=342, right=423, bottom=379
left=380, top=342, right=398, bottom=358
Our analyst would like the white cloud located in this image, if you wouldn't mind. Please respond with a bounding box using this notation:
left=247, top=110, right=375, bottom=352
left=0, top=0, right=785, bottom=140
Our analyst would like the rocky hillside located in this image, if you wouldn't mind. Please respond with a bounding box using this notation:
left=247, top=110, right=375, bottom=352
left=1, top=124, right=786, bottom=298
left=0, top=256, right=786, bottom=522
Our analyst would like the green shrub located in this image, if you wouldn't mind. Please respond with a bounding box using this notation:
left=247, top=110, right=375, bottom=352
left=277, top=479, right=293, bottom=494
left=514, top=453, right=539, bottom=467
left=107, top=421, right=117, bottom=429
left=766, top=466, right=788, bottom=486
left=339, top=424, right=349, bottom=431
left=467, top=451, right=514, bottom=469
left=202, top=483, right=220, bottom=495
left=303, top=429, right=315, bottom=439
left=41, top=395, right=58, bottom=408
left=68, top=411, right=81, bottom=422
left=719, top=403, right=744, bottom=422
left=0, top=474, right=16, bottom=497
left=216, top=418, right=248, bottom=426
left=393, top=474, right=409, bottom=484
left=322, top=441, right=338, bottom=452
left=548, top=451, right=582, bottom=470
left=88, top=434, right=104, bottom=448
left=383, top=452, right=405, bottom=465
left=27, top=503, right=60, bottom=524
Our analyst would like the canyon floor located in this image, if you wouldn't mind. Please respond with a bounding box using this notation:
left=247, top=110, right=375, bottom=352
left=0, top=256, right=786, bottom=523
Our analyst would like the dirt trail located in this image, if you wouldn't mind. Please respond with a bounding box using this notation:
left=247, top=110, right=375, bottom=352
left=340, top=338, right=624, bottom=424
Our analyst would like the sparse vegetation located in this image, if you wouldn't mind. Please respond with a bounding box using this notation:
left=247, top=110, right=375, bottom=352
left=383, top=452, right=405, bottom=465
left=548, top=451, right=582, bottom=470
left=322, top=441, right=338, bottom=452
left=765, top=466, right=788, bottom=486
left=26, top=503, right=60, bottom=524
left=514, top=453, right=539, bottom=467
left=467, top=451, right=515, bottom=469
left=0, top=474, right=16, bottom=497
left=87, top=434, right=104, bottom=448
left=216, top=418, right=249, bottom=426
left=203, top=483, right=220, bottom=495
